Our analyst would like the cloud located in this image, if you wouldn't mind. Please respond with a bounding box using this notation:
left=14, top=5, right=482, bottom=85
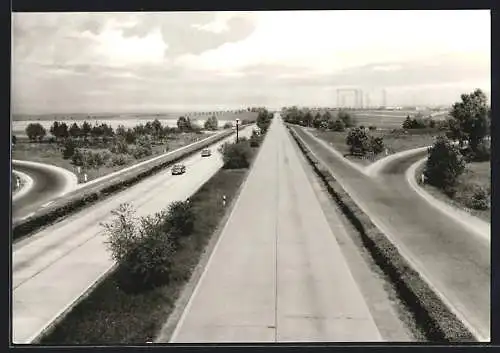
left=11, top=11, right=490, bottom=113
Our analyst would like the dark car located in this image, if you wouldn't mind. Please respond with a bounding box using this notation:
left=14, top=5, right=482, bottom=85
left=201, top=149, right=211, bottom=157
left=171, top=164, right=186, bottom=175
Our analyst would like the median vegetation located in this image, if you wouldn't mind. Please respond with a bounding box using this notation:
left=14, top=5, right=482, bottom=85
left=38, top=126, right=266, bottom=344
left=288, top=126, right=476, bottom=342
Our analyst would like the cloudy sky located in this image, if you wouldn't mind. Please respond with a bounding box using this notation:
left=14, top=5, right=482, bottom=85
left=12, top=10, right=490, bottom=113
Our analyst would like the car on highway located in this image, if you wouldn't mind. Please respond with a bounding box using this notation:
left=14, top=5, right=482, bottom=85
left=171, top=164, right=186, bottom=175
left=201, top=149, right=212, bottom=157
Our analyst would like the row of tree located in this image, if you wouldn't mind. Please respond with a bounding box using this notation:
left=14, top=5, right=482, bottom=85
left=281, top=107, right=356, bottom=130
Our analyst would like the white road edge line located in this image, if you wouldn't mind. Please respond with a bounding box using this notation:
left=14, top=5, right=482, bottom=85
left=406, top=158, right=490, bottom=243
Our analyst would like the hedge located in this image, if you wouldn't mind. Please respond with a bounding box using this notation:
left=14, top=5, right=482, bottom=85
left=287, top=125, right=476, bottom=343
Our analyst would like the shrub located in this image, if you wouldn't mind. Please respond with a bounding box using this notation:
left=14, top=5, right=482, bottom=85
left=330, top=119, right=346, bottom=132
left=370, top=136, right=385, bottom=155
left=101, top=203, right=176, bottom=291
left=71, top=148, right=84, bottom=166
left=165, top=200, right=195, bottom=243
left=338, top=111, right=356, bottom=127
left=110, top=139, right=129, bottom=154
left=62, top=139, right=77, bottom=159
left=424, top=137, right=466, bottom=191
left=346, top=128, right=371, bottom=155
left=470, top=140, right=491, bottom=162
left=369, top=125, right=377, bottom=131
left=465, top=185, right=490, bottom=210
left=111, top=153, right=130, bottom=166
left=219, top=140, right=252, bottom=169
left=223, top=122, right=233, bottom=129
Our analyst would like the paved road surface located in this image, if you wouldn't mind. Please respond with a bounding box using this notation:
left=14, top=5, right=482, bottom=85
left=12, top=128, right=254, bottom=344
left=293, top=126, right=490, bottom=341
left=12, top=160, right=78, bottom=221
left=170, top=116, right=382, bottom=343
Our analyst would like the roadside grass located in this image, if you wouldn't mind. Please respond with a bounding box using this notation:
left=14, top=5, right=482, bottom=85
left=417, top=161, right=491, bottom=223
left=12, top=133, right=211, bottom=183
left=312, top=129, right=440, bottom=166
left=39, top=145, right=259, bottom=344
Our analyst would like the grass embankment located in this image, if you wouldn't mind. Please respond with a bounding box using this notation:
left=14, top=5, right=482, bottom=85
left=39, top=140, right=262, bottom=345
left=12, top=133, right=209, bottom=183
left=312, top=129, right=439, bottom=166
left=288, top=126, right=476, bottom=342
left=416, top=161, right=491, bottom=223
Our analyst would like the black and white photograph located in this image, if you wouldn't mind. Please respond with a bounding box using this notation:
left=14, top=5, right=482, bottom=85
left=10, top=9, right=491, bottom=345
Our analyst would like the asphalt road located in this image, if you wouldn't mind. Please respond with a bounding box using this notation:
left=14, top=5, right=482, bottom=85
left=169, top=116, right=382, bottom=343
left=12, top=127, right=254, bottom=344
left=293, top=126, right=490, bottom=341
left=12, top=160, right=78, bottom=221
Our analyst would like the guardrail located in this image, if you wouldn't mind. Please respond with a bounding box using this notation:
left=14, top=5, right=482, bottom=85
left=12, top=126, right=249, bottom=242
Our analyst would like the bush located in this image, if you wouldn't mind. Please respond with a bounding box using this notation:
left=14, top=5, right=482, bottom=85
left=465, top=185, right=490, bottom=210
left=338, top=111, right=356, bottom=128
left=424, top=137, right=466, bottom=191
left=470, top=140, right=491, bottom=162
left=369, top=125, right=377, bottom=131
left=219, top=140, right=252, bottom=169
left=71, top=148, right=84, bottom=166
left=101, top=203, right=175, bottom=292
left=329, top=119, right=346, bottom=132
left=111, top=153, right=130, bottom=166
left=165, top=200, right=195, bottom=243
left=370, top=136, right=385, bottom=155
left=223, top=122, right=233, bottom=129
left=62, top=139, right=77, bottom=159
left=110, top=139, right=129, bottom=154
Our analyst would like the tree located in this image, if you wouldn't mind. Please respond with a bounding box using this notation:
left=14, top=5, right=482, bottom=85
left=151, top=119, right=163, bottom=140
left=219, top=140, right=252, bottom=169
left=448, top=89, right=490, bottom=154
left=25, top=123, right=46, bottom=142
left=303, top=111, right=314, bottom=127
left=346, top=128, right=371, bottom=155
left=49, top=122, right=60, bottom=138
left=69, top=123, right=82, bottom=139
left=101, top=203, right=175, bottom=291
left=165, top=200, right=195, bottom=243
left=312, top=113, right=323, bottom=129
left=338, top=110, right=356, bottom=128
left=204, top=115, right=219, bottom=130
left=330, top=119, right=346, bottom=132
left=12, top=135, right=17, bottom=145
left=256, top=110, right=272, bottom=134
left=177, top=116, right=192, bottom=132
left=402, top=116, right=413, bottom=129
left=62, top=139, right=77, bottom=159
left=424, top=136, right=466, bottom=195
left=370, top=136, right=385, bottom=154
left=81, top=121, right=92, bottom=139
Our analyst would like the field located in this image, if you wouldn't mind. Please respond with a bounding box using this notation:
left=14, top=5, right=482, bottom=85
left=12, top=133, right=211, bottom=183
left=312, top=129, right=440, bottom=166
left=417, top=161, right=491, bottom=223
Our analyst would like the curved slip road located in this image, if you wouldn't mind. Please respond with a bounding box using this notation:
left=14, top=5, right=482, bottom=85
left=169, top=116, right=382, bottom=343
left=294, top=126, right=490, bottom=342
left=12, top=170, right=35, bottom=202
left=12, top=160, right=78, bottom=221
left=12, top=128, right=254, bottom=344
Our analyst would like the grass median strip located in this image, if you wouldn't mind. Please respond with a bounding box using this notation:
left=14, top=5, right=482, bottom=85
left=287, top=125, right=476, bottom=343
left=37, top=138, right=262, bottom=345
